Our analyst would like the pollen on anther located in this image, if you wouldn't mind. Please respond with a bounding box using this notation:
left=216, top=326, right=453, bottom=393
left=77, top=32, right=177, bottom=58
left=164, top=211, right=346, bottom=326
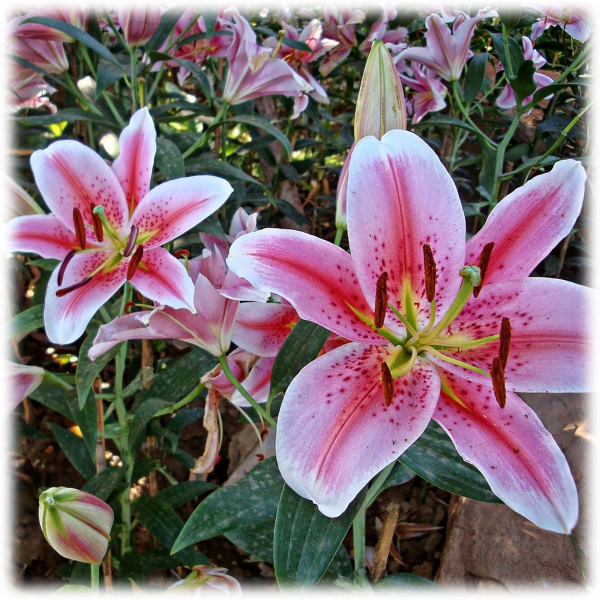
left=374, top=271, right=388, bottom=329
left=499, top=317, right=511, bottom=369
left=473, top=242, right=495, bottom=297
left=423, top=244, right=437, bottom=303
left=380, top=362, right=394, bottom=407
left=491, top=356, right=506, bottom=409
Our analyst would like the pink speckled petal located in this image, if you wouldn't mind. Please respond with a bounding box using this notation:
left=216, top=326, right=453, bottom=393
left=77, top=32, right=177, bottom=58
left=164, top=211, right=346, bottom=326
left=428, top=277, right=594, bottom=393
left=44, top=252, right=127, bottom=345
left=347, top=131, right=465, bottom=330
left=130, top=176, right=232, bottom=248
left=434, top=369, right=578, bottom=533
left=276, top=343, right=440, bottom=517
left=112, top=107, right=156, bottom=213
left=227, top=229, right=383, bottom=344
left=230, top=356, right=275, bottom=406
left=465, top=160, right=586, bottom=287
left=232, top=302, right=299, bottom=357
left=30, top=141, right=129, bottom=236
left=6, top=214, right=80, bottom=259
left=129, top=247, right=196, bottom=312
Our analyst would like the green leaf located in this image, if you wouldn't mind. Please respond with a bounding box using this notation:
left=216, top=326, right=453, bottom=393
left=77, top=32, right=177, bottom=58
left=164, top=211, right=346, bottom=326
left=82, top=467, right=124, bottom=501
left=528, top=84, right=563, bottom=107
left=48, top=585, right=92, bottom=600
left=399, top=421, right=502, bottom=503
left=225, top=519, right=276, bottom=563
left=376, top=573, right=444, bottom=590
left=140, top=547, right=210, bottom=571
left=150, top=53, right=213, bottom=101
left=478, top=146, right=498, bottom=201
left=172, top=457, right=284, bottom=552
left=511, top=60, right=537, bottom=106
left=275, top=198, right=310, bottom=226
left=269, top=320, right=330, bottom=401
left=128, top=398, right=171, bottom=455
left=186, top=156, right=266, bottom=189
left=282, top=37, right=314, bottom=53
left=15, top=108, right=111, bottom=126
left=224, top=114, right=293, bottom=158
left=198, top=0, right=219, bottom=38
left=22, top=17, right=121, bottom=67
left=537, top=113, right=584, bottom=139
left=48, top=423, right=96, bottom=480
left=66, top=387, right=98, bottom=461
left=490, top=33, right=524, bottom=80
left=15, top=421, right=48, bottom=440
left=95, top=57, right=128, bottom=98
left=498, top=8, right=521, bottom=30
left=76, top=324, right=122, bottom=409
left=156, top=480, right=216, bottom=508
left=146, top=6, right=187, bottom=53
left=26, top=258, right=60, bottom=271
left=155, top=138, right=186, bottom=181
left=464, top=53, right=489, bottom=103
left=412, top=114, right=481, bottom=136
left=118, top=549, right=144, bottom=584
left=8, top=304, right=44, bottom=339
left=30, top=385, right=73, bottom=421
left=379, top=461, right=415, bottom=494
left=274, top=485, right=367, bottom=589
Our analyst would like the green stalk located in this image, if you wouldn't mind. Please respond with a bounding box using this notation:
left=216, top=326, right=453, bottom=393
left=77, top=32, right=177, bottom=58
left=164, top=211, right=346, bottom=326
left=489, top=109, right=522, bottom=206
left=334, top=228, right=344, bottom=246
left=452, top=80, right=497, bottom=150
left=182, top=102, right=229, bottom=159
left=62, top=71, right=103, bottom=116
left=218, top=354, right=277, bottom=428
left=153, top=381, right=205, bottom=417
left=130, top=49, right=138, bottom=112
left=90, top=564, right=99, bottom=596
left=43, top=370, right=73, bottom=390
left=352, top=504, right=369, bottom=588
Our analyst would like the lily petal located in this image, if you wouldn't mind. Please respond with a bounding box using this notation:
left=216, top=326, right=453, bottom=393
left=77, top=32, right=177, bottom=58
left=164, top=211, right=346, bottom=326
left=435, top=370, right=578, bottom=534
left=232, top=302, right=299, bottom=357
left=227, top=229, right=383, bottom=343
left=465, top=160, right=587, bottom=287
left=31, top=140, right=129, bottom=235
left=429, top=277, right=594, bottom=393
left=129, top=247, right=196, bottom=311
left=112, top=107, right=156, bottom=213
left=347, top=131, right=465, bottom=328
left=7, top=361, right=45, bottom=414
left=230, top=356, right=275, bottom=406
left=44, top=252, right=128, bottom=345
left=131, top=176, right=232, bottom=248
left=7, top=214, right=80, bottom=259
left=276, top=343, right=440, bottom=517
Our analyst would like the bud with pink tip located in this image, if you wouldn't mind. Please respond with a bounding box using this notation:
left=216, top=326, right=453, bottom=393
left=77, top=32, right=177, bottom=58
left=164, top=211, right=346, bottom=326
left=39, top=487, right=114, bottom=565
left=118, top=7, right=161, bottom=47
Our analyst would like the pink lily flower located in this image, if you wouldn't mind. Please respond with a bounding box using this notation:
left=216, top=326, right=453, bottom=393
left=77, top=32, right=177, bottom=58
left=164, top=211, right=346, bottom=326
left=221, top=9, right=312, bottom=111
left=496, top=37, right=554, bottom=110
left=397, top=62, right=448, bottom=123
left=6, top=360, right=45, bottom=415
left=0, top=166, right=44, bottom=221
left=419, top=0, right=460, bottom=23
left=359, top=7, right=408, bottom=55
left=529, top=4, right=592, bottom=42
left=561, top=0, right=600, bottom=29
left=319, top=6, right=366, bottom=76
left=7, top=108, right=233, bottom=345
left=397, top=10, right=497, bottom=81
left=8, top=66, right=57, bottom=114
left=117, top=7, right=161, bottom=47
left=228, top=129, right=591, bottom=532
left=166, top=565, right=242, bottom=595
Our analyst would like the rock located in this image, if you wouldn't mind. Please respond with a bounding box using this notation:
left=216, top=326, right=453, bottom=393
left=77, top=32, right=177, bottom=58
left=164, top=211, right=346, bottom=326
left=436, top=393, right=590, bottom=590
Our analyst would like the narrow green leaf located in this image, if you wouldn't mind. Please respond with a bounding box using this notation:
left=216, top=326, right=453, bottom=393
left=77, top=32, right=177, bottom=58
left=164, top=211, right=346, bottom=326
left=412, top=114, right=481, bottom=136
left=225, top=519, right=276, bottom=563
left=128, top=398, right=171, bottom=455
left=22, top=17, right=121, bottom=67
left=15, top=421, right=48, bottom=440
left=172, top=457, right=284, bottom=552
left=82, top=467, right=124, bottom=501
left=275, top=198, right=310, bottom=226
left=269, top=320, right=330, bottom=401
left=186, top=156, right=265, bottom=189
left=156, top=480, right=216, bottom=508
left=66, top=387, right=98, bottom=461
left=140, top=547, right=210, bottom=570
left=478, top=146, right=498, bottom=201
left=149, top=52, right=213, bottom=101
left=177, top=30, right=231, bottom=47
left=95, top=57, right=129, bottom=98
left=464, top=53, right=489, bottom=103
left=8, top=304, right=44, bottom=339
left=376, top=573, right=443, bottom=589
left=282, top=38, right=314, bottom=53
left=15, top=108, right=111, bottom=126
left=146, top=6, right=187, bottom=53
left=30, top=385, right=73, bottom=421
left=224, top=114, right=293, bottom=158
left=48, top=423, right=96, bottom=480
left=118, top=549, right=144, bottom=584
left=511, top=59, right=537, bottom=106
left=399, top=421, right=502, bottom=503
left=26, top=258, right=60, bottom=271
left=48, top=585, right=92, bottom=600
left=274, top=485, right=367, bottom=589
left=379, top=461, right=415, bottom=494
left=490, top=33, right=525, bottom=80
left=529, top=83, right=564, bottom=106
left=155, top=138, right=186, bottom=181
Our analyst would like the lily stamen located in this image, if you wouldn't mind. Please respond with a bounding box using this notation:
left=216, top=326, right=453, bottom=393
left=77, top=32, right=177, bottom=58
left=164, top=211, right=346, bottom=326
left=90, top=203, right=104, bottom=242
left=499, top=317, right=511, bottom=369
left=57, top=249, right=77, bottom=287
left=123, top=225, right=139, bottom=258
left=55, top=276, right=92, bottom=297
left=491, top=356, right=507, bottom=408
left=423, top=244, right=437, bottom=303
left=473, top=241, right=494, bottom=298
left=380, top=361, right=394, bottom=407
left=127, top=245, right=144, bottom=281
left=374, top=271, right=389, bottom=329
left=72, top=208, right=86, bottom=250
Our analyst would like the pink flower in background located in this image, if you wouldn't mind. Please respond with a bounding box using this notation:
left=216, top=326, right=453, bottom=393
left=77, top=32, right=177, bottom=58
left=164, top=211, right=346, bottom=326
left=222, top=9, right=312, bottom=113
left=7, top=108, right=233, bottom=345
left=319, top=7, right=366, bottom=76
left=118, top=7, right=161, bottom=47
left=359, top=6, right=408, bottom=55
left=561, top=0, right=600, bottom=29
left=228, top=129, right=591, bottom=533
left=397, top=10, right=497, bottom=81
left=529, top=4, right=592, bottom=42
left=167, top=565, right=242, bottom=596
left=39, top=487, right=114, bottom=565
left=397, top=62, right=447, bottom=123
left=8, top=67, right=57, bottom=114
left=496, top=36, right=554, bottom=110
left=5, top=361, right=45, bottom=415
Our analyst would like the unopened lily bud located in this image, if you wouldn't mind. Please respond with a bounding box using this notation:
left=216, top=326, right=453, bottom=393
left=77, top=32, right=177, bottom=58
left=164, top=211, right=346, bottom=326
left=39, top=487, right=114, bottom=565
left=354, top=39, right=407, bottom=141
left=118, top=7, right=161, bottom=47
left=335, top=144, right=354, bottom=230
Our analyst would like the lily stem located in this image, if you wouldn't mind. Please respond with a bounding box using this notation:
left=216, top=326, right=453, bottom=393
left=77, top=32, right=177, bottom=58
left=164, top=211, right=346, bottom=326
left=334, top=228, right=344, bottom=246
left=153, top=381, right=205, bottom=417
left=217, top=354, right=277, bottom=428
left=90, top=564, right=99, bottom=596
left=352, top=504, right=370, bottom=589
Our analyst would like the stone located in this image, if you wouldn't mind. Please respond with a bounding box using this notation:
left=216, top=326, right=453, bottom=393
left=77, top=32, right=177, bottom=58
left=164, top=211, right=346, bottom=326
left=436, top=393, right=590, bottom=590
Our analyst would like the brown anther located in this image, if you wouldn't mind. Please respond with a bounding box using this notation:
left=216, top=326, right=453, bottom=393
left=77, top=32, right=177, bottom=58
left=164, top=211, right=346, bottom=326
left=473, top=242, right=495, bottom=297
left=256, top=453, right=265, bottom=462
left=90, top=203, right=104, bottom=242
left=127, top=245, right=144, bottom=281
left=499, top=317, right=512, bottom=370
left=73, top=207, right=87, bottom=250
left=491, top=356, right=506, bottom=409
left=260, top=427, right=268, bottom=440
left=374, top=271, right=389, bottom=329
left=174, top=249, right=191, bottom=259
left=423, top=244, right=437, bottom=303
left=123, top=225, right=139, bottom=258
left=124, top=301, right=137, bottom=314
left=380, top=362, right=394, bottom=407
left=55, top=276, right=92, bottom=297
left=57, top=249, right=77, bottom=287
